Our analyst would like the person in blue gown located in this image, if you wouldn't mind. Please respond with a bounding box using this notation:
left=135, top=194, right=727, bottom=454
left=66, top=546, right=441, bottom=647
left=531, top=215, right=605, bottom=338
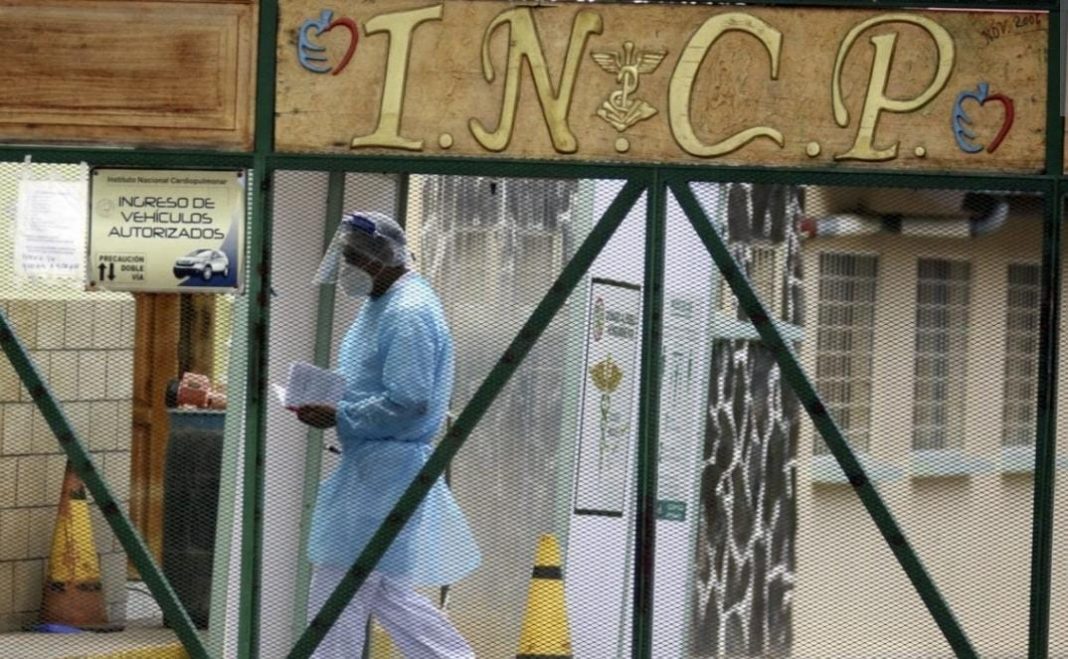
left=297, top=211, right=479, bottom=658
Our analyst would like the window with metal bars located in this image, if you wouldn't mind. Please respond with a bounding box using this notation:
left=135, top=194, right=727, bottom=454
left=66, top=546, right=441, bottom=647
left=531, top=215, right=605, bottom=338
left=813, top=252, right=878, bottom=455
left=1002, top=263, right=1040, bottom=447
left=912, top=258, right=971, bottom=451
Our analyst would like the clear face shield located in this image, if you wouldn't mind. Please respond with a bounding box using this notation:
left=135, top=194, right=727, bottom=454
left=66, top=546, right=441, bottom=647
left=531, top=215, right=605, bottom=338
left=314, top=211, right=408, bottom=298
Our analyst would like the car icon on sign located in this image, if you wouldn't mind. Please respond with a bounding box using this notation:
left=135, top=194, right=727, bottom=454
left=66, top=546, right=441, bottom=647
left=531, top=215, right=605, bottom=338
left=174, top=248, right=229, bottom=281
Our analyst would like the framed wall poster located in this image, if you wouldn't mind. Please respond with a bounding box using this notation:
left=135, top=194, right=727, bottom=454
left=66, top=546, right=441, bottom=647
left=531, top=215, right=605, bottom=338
left=573, top=277, right=643, bottom=516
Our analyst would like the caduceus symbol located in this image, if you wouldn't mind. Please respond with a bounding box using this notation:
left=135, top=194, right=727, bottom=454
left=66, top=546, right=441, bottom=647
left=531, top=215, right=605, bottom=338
left=591, top=42, right=667, bottom=132
left=589, top=355, right=624, bottom=473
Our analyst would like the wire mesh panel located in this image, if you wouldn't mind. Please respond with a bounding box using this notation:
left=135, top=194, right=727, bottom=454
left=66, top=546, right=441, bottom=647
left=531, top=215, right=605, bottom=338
left=267, top=171, right=651, bottom=659
left=264, top=170, right=1056, bottom=659
left=0, top=160, right=247, bottom=659
left=789, top=184, right=1043, bottom=658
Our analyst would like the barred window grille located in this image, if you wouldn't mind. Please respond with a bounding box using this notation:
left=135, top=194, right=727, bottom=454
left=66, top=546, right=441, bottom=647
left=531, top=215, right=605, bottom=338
left=912, top=258, right=971, bottom=450
left=1002, top=263, right=1040, bottom=447
left=813, top=252, right=878, bottom=455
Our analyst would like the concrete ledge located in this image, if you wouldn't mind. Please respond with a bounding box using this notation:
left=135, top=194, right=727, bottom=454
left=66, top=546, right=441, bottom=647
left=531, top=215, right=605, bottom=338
left=811, top=453, right=904, bottom=484
left=910, top=449, right=993, bottom=478
left=1000, top=445, right=1068, bottom=474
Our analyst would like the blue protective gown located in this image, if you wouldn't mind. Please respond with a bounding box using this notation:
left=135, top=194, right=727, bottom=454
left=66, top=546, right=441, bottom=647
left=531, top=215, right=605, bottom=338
left=308, top=273, right=480, bottom=586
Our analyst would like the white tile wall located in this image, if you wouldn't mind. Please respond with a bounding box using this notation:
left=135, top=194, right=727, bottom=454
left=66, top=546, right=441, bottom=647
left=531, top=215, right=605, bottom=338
left=0, top=459, right=15, bottom=507
left=49, top=351, right=78, bottom=402
left=93, top=301, right=125, bottom=351
left=105, top=352, right=133, bottom=400
left=0, top=563, right=13, bottom=615
left=30, top=409, right=57, bottom=455
left=27, top=508, right=55, bottom=560
left=0, top=361, right=19, bottom=403
left=12, top=560, right=42, bottom=614
left=44, top=455, right=67, bottom=506
left=103, top=453, right=130, bottom=503
left=63, top=301, right=93, bottom=350
left=0, top=297, right=138, bottom=630
left=0, top=510, right=29, bottom=561
left=65, top=402, right=91, bottom=449
left=88, top=401, right=118, bottom=452
left=78, top=351, right=108, bottom=401
left=8, top=303, right=36, bottom=351
left=15, top=456, right=46, bottom=508
left=36, top=302, right=64, bottom=351
left=1, top=405, right=30, bottom=456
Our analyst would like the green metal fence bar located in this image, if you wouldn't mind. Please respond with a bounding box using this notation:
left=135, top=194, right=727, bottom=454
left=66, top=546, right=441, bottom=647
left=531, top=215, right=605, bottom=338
left=0, top=153, right=1050, bottom=195
left=1029, top=188, right=1063, bottom=659
left=239, top=0, right=281, bottom=655
left=237, top=160, right=272, bottom=659
left=290, top=171, right=346, bottom=643
left=632, top=172, right=665, bottom=658
left=287, top=177, right=649, bottom=659
left=264, top=153, right=1055, bottom=192
left=1028, top=6, right=1064, bottom=657
left=668, top=179, right=979, bottom=659
left=0, top=311, right=212, bottom=658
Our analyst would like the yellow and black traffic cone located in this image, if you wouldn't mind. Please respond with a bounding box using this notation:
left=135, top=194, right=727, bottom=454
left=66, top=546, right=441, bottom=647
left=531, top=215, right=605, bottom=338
left=39, top=461, right=109, bottom=629
left=516, top=534, right=572, bottom=659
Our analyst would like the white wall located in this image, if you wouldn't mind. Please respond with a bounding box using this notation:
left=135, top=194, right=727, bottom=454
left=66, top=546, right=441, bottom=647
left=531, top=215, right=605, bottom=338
left=794, top=192, right=1067, bottom=658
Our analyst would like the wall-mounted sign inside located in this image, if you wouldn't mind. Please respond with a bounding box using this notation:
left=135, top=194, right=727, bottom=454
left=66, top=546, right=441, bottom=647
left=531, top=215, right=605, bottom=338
left=276, top=1, right=1046, bottom=171
left=87, top=169, right=245, bottom=293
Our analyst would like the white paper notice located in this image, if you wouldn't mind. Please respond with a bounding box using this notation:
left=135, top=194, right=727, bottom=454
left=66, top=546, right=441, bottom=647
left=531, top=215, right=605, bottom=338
left=281, top=362, right=347, bottom=408
left=15, top=179, right=87, bottom=282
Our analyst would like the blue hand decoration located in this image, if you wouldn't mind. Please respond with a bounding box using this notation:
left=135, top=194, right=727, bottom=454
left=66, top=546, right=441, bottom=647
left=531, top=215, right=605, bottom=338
left=298, top=10, right=334, bottom=74
left=952, top=83, right=989, bottom=154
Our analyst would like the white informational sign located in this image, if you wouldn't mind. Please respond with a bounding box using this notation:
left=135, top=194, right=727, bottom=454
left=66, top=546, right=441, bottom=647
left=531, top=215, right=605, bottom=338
left=573, top=277, right=643, bottom=516
left=88, top=168, right=245, bottom=293
left=656, top=295, right=706, bottom=523
left=15, top=177, right=88, bottom=282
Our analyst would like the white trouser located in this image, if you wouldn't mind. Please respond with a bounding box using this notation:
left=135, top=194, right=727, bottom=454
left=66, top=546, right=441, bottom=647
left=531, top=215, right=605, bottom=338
left=308, top=564, right=475, bottom=659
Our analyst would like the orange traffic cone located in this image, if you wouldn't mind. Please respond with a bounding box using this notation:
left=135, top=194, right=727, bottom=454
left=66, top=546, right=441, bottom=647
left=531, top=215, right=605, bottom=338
left=516, top=534, right=573, bottom=659
left=39, top=461, right=109, bottom=629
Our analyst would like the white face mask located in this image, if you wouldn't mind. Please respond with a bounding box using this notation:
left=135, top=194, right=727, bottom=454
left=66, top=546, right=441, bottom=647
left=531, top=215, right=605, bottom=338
left=338, top=262, right=374, bottom=298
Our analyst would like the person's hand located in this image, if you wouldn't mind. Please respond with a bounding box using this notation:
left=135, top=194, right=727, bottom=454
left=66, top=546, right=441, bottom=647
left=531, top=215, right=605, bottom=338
left=296, top=405, right=337, bottom=429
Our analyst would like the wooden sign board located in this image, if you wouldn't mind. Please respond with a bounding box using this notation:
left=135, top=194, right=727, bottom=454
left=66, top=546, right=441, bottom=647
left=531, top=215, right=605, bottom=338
left=276, top=1, right=1047, bottom=172
left=0, top=0, right=256, bottom=150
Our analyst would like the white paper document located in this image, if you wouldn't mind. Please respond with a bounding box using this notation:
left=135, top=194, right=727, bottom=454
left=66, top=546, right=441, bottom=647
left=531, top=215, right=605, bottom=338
left=274, top=362, right=347, bottom=408
left=15, top=178, right=87, bottom=282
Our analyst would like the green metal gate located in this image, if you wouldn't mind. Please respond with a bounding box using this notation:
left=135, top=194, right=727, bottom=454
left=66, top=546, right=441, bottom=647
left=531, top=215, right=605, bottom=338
left=0, top=0, right=1062, bottom=657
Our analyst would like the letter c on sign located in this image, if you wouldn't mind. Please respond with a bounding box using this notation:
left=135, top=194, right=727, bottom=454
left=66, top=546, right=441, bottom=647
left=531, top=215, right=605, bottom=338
left=669, top=13, right=784, bottom=158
